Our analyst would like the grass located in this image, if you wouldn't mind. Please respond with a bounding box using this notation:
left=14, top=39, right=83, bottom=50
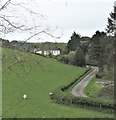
left=2, top=47, right=114, bottom=118
left=84, top=78, right=114, bottom=103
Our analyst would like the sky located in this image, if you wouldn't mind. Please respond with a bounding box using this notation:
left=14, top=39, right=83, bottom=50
left=1, top=0, right=115, bottom=43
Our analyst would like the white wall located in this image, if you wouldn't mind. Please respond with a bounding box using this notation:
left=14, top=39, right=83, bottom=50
left=36, top=50, right=42, bottom=54
left=35, top=50, right=60, bottom=56
left=50, top=50, right=60, bottom=56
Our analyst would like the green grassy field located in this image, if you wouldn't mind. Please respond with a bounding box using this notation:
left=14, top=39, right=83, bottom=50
left=84, top=78, right=114, bottom=103
left=2, top=48, right=114, bottom=118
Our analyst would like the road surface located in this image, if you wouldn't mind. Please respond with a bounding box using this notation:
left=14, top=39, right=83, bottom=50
left=71, top=67, right=99, bottom=97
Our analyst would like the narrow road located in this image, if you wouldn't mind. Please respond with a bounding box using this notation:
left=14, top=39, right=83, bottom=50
left=71, top=67, right=99, bottom=97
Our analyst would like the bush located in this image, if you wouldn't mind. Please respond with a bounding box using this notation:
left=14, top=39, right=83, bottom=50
left=67, top=51, right=75, bottom=65
left=96, top=71, right=104, bottom=79
left=58, top=55, right=69, bottom=64
left=57, top=48, right=86, bottom=67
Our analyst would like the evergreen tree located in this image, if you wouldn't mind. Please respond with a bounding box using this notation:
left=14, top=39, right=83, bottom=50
left=106, top=2, right=116, bottom=36
left=104, top=37, right=114, bottom=80
left=90, top=31, right=107, bottom=73
left=74, top=47, right=85, bottom=67
left=80, top=37, right=90, bottom=55
left=67, top=31, right=81, bottom=51
left=105, top=2, right=115, bottom=79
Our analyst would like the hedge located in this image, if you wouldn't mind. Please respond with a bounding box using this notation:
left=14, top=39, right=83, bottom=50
left=50, top=67, right=115, bottom=113
left=61, top=68, right=92, bottom=91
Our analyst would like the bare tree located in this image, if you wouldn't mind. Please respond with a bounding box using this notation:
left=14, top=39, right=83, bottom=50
left=1, top=0, right=61, bottom=73
left=0, top=0, right=47, bottom=34
left=0, top=0, right=61, bottom=39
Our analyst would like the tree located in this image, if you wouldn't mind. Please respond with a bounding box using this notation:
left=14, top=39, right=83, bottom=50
left=67, top=31, right=81, bottom=51
left=1, top=0, right=61, bottom=73
left=67, top=51, right=75, bottom=65
left=74, top=47, right=85, bottom=67
left=80, top=37, right=90, bottom=55
left=0, top=0, right=39, bottom=34
left=106, top=1, right=116, bottom=36
left=90, top=31, right=107, bottom=73
left=105, top=2, right=115, bottom=80
left=0, top=0, right=60, bottom=44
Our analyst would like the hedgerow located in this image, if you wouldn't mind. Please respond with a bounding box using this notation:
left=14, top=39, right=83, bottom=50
left=50, top=67, right=115, bottom=113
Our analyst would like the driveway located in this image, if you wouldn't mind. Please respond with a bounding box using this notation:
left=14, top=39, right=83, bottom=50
left=71, top=67, right=99, bottom=97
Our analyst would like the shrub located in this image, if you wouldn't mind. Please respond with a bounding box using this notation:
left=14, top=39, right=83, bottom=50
left=96, top=71, right=104, bottom=79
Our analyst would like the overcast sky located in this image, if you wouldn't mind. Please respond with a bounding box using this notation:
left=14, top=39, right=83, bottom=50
left=2, top=0, right=115, bottom=43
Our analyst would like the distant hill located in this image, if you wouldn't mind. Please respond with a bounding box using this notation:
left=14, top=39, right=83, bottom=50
left=28, top=42, right=67, bottom=52
left=1, top=38, right=67, bottom=53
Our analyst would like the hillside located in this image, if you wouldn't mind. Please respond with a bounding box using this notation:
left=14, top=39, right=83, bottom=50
left=2, top=47, right=114, bottom=118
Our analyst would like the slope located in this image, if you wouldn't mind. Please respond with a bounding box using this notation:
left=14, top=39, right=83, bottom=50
left=2, top=48, right=114, bottom=118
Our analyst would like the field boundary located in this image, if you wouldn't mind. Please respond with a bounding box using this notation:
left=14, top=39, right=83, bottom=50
left=50, top=67, right=115, bottom=113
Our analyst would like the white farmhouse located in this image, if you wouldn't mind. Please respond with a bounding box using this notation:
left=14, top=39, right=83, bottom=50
left=49, top=49, right=60, bottom=56
left=36, top=50, right=43, bottom=54
left=34, top=48, right=60, bottom=56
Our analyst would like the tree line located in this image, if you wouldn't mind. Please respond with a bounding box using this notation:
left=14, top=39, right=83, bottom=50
left=58, top=4, right=115, bottom=80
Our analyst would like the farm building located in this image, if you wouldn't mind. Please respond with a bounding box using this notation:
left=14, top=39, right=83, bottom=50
left=34, top=48, right=60, bottom=56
